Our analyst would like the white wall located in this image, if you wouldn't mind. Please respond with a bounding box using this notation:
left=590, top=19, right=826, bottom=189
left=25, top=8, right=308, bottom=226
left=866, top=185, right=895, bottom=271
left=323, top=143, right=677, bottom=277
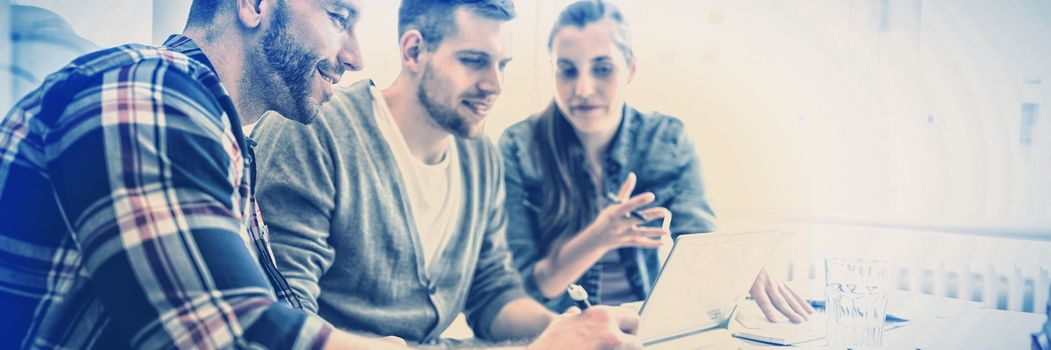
left=16, top=0, right=151, bottom=47
left=657, top=0, right=1051, bottom=237
left=153, top=0, right=191, bottom=45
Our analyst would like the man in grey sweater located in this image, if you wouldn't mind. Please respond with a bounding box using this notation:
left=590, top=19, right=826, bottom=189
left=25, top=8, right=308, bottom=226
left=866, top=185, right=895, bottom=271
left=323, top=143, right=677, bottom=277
left=252, top=0, right=641, bottom=348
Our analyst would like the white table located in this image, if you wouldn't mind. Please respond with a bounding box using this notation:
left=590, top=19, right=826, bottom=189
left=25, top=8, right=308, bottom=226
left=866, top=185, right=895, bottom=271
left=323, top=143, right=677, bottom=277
left=646, top=293, right=1046, bottom=349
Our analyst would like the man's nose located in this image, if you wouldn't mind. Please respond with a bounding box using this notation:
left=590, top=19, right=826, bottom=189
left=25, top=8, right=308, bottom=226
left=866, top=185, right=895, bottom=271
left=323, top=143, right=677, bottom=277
left=477, top=65, right=502, bottom=95
left=338, top=34, right=364, bottom=72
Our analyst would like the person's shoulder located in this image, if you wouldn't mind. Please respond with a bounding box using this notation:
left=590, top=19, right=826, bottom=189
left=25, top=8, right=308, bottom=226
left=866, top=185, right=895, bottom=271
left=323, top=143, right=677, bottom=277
left=633, top=108, right=685, bottom=134
left=63, top=43, right=212, bottom=84
left=18, top=43, right=229, bottom=133
left=27, top=43, right=216, bottom=104
left=61, top=43, right=224, bottom=115
left=501, top=116, right=538, bottom=141
left=254, top=80, right=373, bottom=144
left=328, top=79, right=376, bottom=115
left=631, top=108, right=688, bottom=145
left=627, top=108, right=697, bottom=175
left=454, top=136, right=506, bottom=192
left=497, top=112, right=543, bottom=157
left=315, top=79, right=379, bottom=131
left=458, top=134, right=500, bottom=164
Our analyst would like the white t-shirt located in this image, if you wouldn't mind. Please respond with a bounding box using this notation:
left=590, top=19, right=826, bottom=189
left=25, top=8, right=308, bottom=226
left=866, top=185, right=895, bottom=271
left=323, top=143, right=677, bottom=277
left=369, top=86, right=463, bottom=268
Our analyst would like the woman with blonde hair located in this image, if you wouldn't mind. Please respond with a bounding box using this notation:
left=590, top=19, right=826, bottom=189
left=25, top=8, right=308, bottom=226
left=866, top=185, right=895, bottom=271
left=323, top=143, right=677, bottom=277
left=499, top=0, right=813, bottom=323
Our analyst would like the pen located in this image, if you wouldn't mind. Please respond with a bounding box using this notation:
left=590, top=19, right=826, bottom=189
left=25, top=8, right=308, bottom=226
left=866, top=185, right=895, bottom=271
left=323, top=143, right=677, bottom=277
left=567, top=284, right=592, bottom=310
left=605, top=192, right=650, bottom=222
left=809, top=299, right=825, bottom=309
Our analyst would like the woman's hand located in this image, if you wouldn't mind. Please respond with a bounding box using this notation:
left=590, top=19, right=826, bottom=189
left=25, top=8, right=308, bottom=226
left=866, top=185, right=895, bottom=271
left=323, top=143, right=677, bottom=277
left=749, top=269, right=815, bottom=323
left=582, top=172, right=671, bottom=250
left=532, top=172, right=672, bottom=298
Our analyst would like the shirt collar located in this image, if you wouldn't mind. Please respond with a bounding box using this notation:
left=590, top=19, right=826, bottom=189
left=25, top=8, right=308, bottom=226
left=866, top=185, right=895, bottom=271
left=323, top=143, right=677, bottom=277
left=162, top=34, right=251, bottom=158
left=605, top=104, right=636, bottom=169
left=162, top=34, right=218, bottom=75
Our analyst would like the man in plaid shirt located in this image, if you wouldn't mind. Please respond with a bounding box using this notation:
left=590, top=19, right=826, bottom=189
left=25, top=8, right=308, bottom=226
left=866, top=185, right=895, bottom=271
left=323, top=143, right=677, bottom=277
left=0, top=0, right=642, bottom=349
left=0, top=0, right=382, bottom=348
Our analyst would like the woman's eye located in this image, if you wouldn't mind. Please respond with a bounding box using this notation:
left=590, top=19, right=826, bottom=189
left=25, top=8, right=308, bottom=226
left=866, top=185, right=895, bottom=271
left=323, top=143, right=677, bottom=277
left=559, top=68, right=578, bottom=79
left=593, top=64, right=613, bottom=78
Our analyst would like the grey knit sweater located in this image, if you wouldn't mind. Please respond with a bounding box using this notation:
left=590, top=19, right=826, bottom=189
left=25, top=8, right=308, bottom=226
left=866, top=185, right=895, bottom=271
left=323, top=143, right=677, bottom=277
left=251, top=80, right=526, bottom=343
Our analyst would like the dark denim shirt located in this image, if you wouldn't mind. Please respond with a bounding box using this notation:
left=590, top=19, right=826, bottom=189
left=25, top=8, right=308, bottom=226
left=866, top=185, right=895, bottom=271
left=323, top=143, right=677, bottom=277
left=498, top=104, right=717, bottom=311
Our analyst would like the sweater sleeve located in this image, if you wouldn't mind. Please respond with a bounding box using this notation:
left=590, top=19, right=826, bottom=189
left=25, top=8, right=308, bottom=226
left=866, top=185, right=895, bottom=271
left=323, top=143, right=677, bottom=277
left=253, top=112, right=340, bottom=314
left=463, top=139, right=530, bottom=340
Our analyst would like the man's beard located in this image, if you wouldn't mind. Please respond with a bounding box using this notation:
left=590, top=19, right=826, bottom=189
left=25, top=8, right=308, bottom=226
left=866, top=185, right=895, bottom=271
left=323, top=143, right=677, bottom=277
left=257, top=1, right=324, bottom=124
left=417, top=63, right=486, bottom=139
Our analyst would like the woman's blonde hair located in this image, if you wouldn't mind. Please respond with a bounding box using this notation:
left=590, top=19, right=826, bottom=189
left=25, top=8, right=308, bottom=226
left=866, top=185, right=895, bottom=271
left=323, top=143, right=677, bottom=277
left=547, top=0, right=634, bottom=65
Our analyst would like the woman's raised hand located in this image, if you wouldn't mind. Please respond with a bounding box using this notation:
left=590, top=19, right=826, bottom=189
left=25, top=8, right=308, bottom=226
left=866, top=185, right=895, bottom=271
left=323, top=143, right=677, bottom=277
left=583, top=172, right=671, bottom=250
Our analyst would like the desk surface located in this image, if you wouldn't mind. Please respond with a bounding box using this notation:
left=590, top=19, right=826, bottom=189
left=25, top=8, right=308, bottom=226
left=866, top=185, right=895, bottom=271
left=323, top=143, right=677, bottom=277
left=650, top=295, right=1046, bottom=350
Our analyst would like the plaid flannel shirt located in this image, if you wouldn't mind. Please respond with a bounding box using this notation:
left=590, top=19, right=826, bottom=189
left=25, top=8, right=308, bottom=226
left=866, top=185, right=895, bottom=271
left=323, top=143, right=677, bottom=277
left=0, top=34, right=332, bottom=350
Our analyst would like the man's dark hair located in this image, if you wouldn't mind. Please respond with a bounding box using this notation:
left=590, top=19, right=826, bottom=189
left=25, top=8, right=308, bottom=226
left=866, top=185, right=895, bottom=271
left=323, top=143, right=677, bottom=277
left=398, top=0, right=516, bottom=51
left=186, top=0, right=228, bottom=27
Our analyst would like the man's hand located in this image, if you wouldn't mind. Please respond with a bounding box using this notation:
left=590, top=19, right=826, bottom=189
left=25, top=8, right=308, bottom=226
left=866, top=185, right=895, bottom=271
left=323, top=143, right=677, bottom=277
left=749, top=269, right=815, bottom=323
left=528, top=306, right=642, bottom=350
left=321, top=331, right=408, bottom=350
left=377, top=336, right=407, bottom=346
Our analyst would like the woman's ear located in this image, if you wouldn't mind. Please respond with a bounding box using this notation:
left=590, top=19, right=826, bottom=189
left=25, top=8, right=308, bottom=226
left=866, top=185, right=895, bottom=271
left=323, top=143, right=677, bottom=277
left=236, top=0, right=268, bottom=29
left=400, top=30, right=426, bottom=73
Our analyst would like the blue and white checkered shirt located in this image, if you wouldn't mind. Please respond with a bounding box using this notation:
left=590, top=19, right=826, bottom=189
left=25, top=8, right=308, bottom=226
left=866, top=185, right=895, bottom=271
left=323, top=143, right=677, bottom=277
left=0, top=34, right=331, bottom=350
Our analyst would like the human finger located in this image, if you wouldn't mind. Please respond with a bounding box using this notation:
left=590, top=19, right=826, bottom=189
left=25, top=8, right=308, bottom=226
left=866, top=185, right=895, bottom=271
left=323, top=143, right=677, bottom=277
left=765, top=278, right=805, bottom=323
left=751, top=279, right=781, bottom=323
left=632, top=227, right=668, bottom=238
left=783, top=282, right=815, bottom=314
left=563, top=306, right=582, bottom=315
left=776, top=282, right=810, bottom=321
left=614, top=331, right=643, bottom=350
left=638, top=207, right=671, bottom=224
left=625, top=236, right=663, bottom=248
left=612, top=192, right=655, bottom=217
left=378, top=336, right=407, bottom=346
left=615, top=172, right=638, bottom=200
left=605, top=306, right=640, bottom=334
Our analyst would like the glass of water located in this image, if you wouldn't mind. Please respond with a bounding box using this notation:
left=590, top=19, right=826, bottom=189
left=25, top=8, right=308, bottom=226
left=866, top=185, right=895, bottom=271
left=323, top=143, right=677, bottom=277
left=824, top=257, right=893, bottom=348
